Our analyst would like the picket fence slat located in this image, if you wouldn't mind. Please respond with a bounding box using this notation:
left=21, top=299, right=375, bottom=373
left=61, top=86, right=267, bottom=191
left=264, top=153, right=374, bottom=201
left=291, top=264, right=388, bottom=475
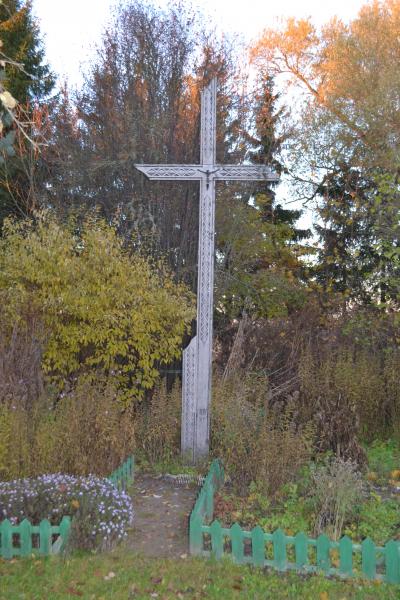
left=252, top=526, right=265, bottom=567
left=317, top=534, right=331, bottom=573
left=189, top=459, right=400, bottom=585
left=20, top=519, right=32, bottom=557
left=385, top=540, right=399, bottom=584
left=339, top=535, right=353, bottom=576
left=106, top=455, right=134, bottom=491
left=362, top=538, right=376, bottom=580
left=1, top=519, right=13, bottom=559
left=273, top=528, right=286, bottom=571
left=231, top=523, right=244, bottom=563
left=210, top=520, right=223, bottom=559
left=294, top=532, right=308, bottom=569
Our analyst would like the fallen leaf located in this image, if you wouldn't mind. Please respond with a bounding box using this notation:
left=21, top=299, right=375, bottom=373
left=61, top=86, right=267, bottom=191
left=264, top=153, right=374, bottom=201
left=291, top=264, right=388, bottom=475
left=66, top=588, right=83, bottom=597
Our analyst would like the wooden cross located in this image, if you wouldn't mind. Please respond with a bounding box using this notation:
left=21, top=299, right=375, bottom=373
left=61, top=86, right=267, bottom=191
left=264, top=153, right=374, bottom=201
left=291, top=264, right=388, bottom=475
left=135, top=79, right=279, bottom=462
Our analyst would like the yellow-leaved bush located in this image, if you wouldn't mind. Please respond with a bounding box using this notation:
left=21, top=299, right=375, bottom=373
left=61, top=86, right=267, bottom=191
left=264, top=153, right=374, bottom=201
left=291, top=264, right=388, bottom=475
left=0, top=215, right=195, bottom=401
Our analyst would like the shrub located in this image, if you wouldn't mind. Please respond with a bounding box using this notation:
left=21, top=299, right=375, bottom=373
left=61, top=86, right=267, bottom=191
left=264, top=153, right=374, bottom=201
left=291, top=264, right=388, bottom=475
left=0, top=378, right=135, bottom=480
left=0, top=214, right=194, bottom=402
left=0, top=403, right=31, bottom=480
left=211, top=374, right=314, bottom=496
left=135, top=382, right=181, bottom=464
left=298, top=343, right=400, bottom=451
left=309, top=456, right=364, bottom=540
left=34, top=378, right=136, bottom=477
left=0, top=473, right=134, bottom=551
left=298, top=350, right=367, bottom=465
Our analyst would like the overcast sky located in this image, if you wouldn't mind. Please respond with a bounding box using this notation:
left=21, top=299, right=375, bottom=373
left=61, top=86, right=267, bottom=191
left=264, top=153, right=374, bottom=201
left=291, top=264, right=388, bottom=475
left=32, top=0, right=368, bottom=86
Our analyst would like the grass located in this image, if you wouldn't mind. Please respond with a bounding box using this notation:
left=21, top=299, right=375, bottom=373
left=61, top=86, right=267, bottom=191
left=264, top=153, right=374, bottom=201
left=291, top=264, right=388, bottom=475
left=0, top=549, right=399, bottom=600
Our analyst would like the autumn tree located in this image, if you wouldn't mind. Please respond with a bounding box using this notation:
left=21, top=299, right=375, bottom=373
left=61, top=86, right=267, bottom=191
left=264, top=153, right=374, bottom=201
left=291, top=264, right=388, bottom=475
left=0, top=214, right=195, bottom=402
left=251, top=0, right=400, bottom=306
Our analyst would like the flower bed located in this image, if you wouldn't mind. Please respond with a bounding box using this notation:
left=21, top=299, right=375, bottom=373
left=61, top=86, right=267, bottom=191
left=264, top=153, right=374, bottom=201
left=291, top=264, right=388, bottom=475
left=0, top=472, right=134, bottom=552
left=0, top=457, right=133, bottom=558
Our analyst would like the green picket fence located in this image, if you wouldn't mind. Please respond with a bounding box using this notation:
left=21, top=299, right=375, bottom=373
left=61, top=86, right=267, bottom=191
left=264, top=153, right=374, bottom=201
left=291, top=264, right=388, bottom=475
left=107, top=455, right=135, bottom=490
left=0, top=516, right=71, bottom=559
left=189, top=460, right=400, bottom=584
left=0, top=455, right=135, bottom=559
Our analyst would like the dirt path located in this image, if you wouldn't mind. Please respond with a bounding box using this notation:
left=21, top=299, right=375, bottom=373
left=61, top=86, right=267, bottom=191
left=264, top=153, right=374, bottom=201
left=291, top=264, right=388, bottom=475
left=126, top=474, right=197, bottom=558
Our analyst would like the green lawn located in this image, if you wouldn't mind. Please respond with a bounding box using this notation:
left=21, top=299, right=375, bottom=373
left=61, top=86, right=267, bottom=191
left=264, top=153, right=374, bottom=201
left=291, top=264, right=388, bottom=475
left=0, top=550, right=399, bottom=600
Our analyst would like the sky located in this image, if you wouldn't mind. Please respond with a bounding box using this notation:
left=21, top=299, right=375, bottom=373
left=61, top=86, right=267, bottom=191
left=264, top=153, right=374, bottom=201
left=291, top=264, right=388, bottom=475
left=32, top=0, right=368, bottom=87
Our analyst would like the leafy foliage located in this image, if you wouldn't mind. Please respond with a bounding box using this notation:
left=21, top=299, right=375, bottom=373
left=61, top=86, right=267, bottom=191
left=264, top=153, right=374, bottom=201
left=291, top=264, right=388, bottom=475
left=215, top=75, right=309, bottom=323
left=0, top=215, right=195, bottom=401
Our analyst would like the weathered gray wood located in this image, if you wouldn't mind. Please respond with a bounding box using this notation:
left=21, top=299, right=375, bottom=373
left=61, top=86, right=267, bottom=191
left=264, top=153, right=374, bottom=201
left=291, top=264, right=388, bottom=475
left=181, top=336, right=197, bottom=458
left=135, top=78, right=279, bottom=462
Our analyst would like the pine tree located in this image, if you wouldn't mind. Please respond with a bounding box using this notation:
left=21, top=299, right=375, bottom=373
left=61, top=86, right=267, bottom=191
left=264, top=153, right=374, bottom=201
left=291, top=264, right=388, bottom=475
left=313, top=165, right=378, bottom=305
left=249, top=74, right=309, bottom=241
left=0, top=0, right=54, bottom=226
left=0, top=0, right=53, bottom=102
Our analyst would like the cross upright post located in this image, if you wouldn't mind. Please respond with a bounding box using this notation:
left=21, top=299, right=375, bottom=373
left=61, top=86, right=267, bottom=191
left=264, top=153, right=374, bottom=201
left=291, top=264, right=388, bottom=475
left=135, top=78, right=279, bottom=463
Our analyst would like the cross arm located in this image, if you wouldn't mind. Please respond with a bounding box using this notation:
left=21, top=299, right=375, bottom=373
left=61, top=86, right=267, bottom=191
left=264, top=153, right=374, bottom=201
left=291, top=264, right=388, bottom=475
left=134, top=164, right=202, bottom=181
left=214, top=164, right=279, bottom=182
